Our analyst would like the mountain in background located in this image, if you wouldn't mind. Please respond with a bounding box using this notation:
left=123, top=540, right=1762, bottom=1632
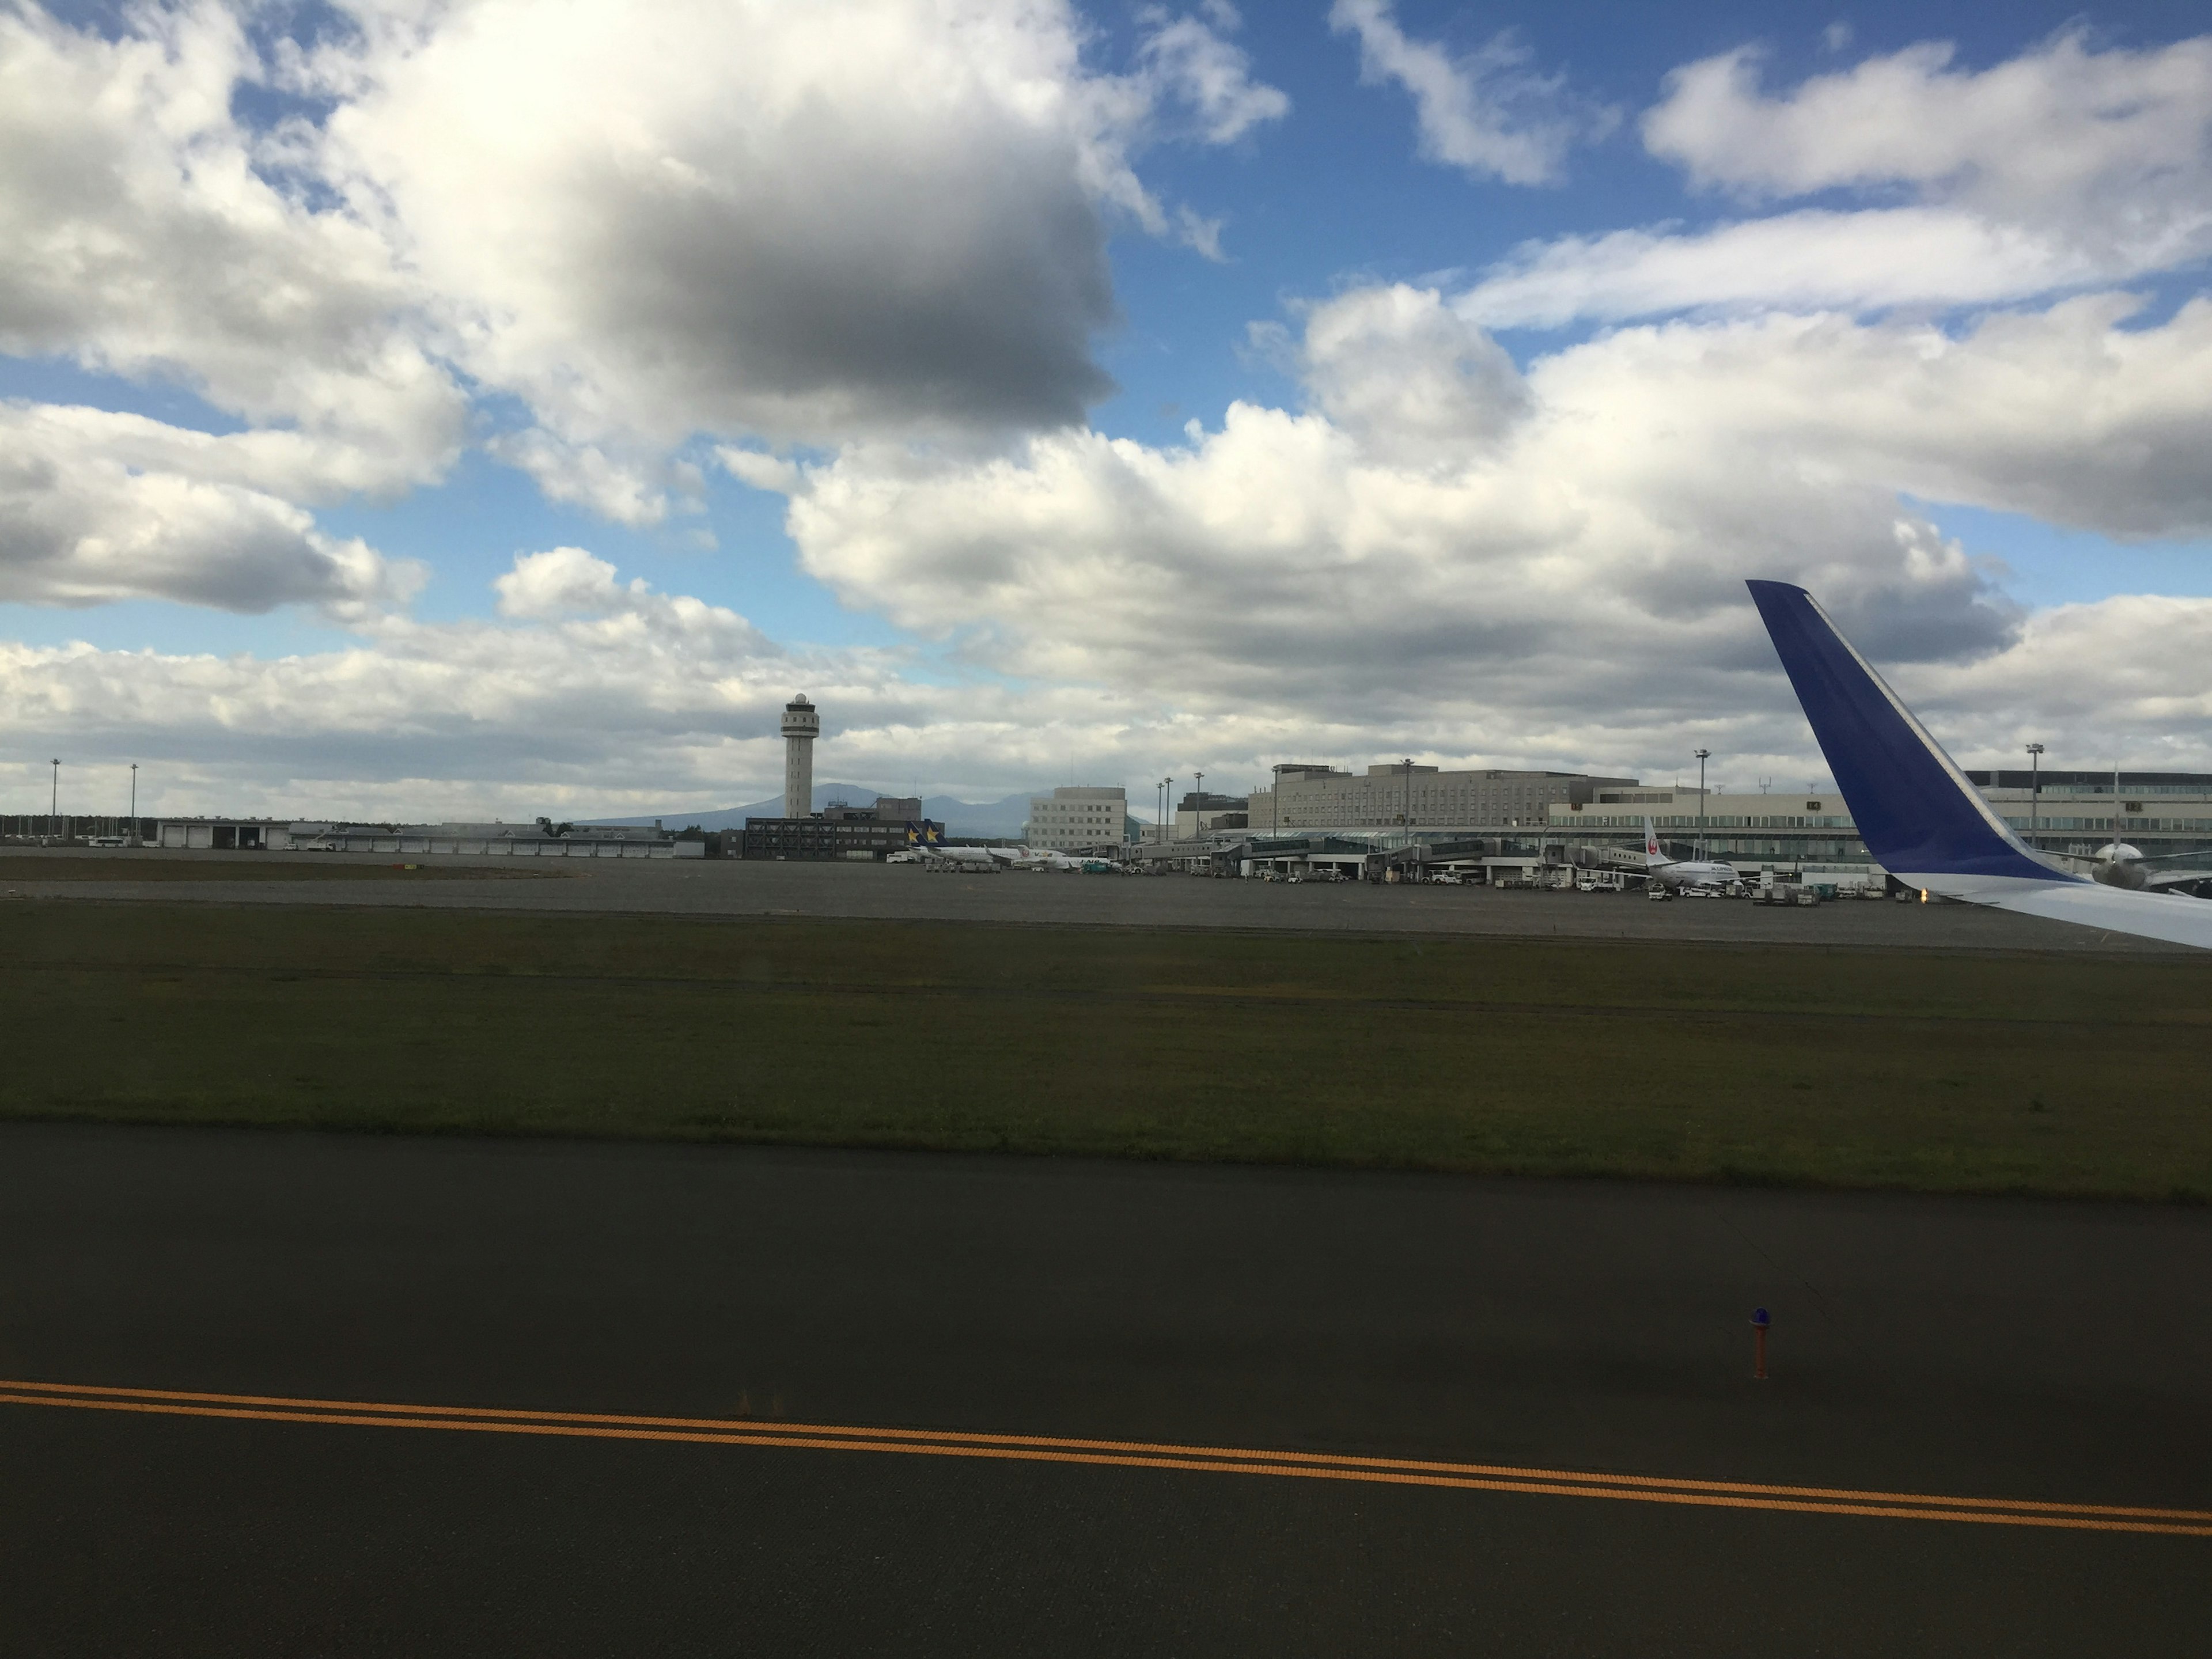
left=579, top=785, right=1049, bottom=839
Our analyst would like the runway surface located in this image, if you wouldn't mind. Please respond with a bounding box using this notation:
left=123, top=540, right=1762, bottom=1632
left=3, top=1124, right=2207, bottom=1655
left=0, top=845, right=2184, bottom=950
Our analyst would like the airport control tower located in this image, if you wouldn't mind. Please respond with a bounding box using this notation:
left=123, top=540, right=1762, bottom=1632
left=781, top=694, right=819, bottom=819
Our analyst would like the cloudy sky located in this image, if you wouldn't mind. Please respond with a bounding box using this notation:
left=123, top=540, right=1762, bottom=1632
left=6, top=0, right=2212, bottom=821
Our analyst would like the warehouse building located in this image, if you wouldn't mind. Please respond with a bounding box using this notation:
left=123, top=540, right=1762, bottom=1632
left=133, top=819, right=696, bottom=855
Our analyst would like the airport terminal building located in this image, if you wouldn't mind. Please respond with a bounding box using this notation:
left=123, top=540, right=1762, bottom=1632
left=743, top=797, right=937, bottom=861
left=1024, top=786, right=1130, bottom=852
left=1190, top=766, right=2212, bottom=887
left=1247, top=763, right=1640, bottom=832
left=1544, top=772, right=2212, bottom=876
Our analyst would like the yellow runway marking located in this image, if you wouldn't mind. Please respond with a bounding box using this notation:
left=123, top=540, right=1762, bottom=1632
left=5, top=1378, right=2207, bottom=1537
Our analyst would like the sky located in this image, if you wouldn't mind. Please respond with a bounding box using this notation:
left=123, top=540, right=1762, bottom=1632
left=6, top=0, right=2212, bottom=821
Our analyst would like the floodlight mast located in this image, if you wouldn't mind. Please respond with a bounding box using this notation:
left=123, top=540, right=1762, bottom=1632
left=2025, top=743, right=2044, bottom=847
left=1694, top=748, right=1710, bottom=858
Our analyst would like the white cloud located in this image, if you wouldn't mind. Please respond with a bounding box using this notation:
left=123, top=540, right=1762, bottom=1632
left=7, top=6, right=2212, bottom=809
left=728, top=285, right=2212, bottom=780
left=0, top=547, right=1176, bottom=817
left=1468, top=29, right=2212, bottom=325
left=1456, top=209, right=2100, bottom=329
left=1644, top=33, right=2212, bottom=222
left=1328, top=0, right=1613, bottom=185
left=0, top=2, right=467, bottom=490
left=1133, top=3, right=1287, bottom=145
left=1904, top=595, right=2212, bottom=773
left=0, top=401, right=423, bottom=614
left=490, top=547, right=774, bottom=657
left=306, top=0, right=1284, bottom=470
left=486, top=432, right=686, bottom=531
left=0, top=0, right=1287, bottom=573
left=494, top=547, right=653, bottom=622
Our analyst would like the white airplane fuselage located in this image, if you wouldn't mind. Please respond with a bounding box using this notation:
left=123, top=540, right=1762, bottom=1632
left=1648, top=859, right=1737, bottom=890
left=1639, top=817, right=1735, bottom=889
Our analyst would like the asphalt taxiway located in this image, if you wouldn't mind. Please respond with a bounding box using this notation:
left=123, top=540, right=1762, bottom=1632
left=2, top=1124, right=2206, bottom=1655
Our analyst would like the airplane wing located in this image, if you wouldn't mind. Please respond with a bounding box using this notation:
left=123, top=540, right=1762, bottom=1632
left=2143, top=868, right=2212, bottom=891
left=2038, top=847, right=2212, bottom=888
left=1746, top=580, right=2212, bottom=951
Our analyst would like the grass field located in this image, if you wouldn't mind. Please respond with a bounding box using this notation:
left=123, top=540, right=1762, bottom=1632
left=0, top=856, right=555, bottom=883
left=5, top=901, right=2209, bottom=1200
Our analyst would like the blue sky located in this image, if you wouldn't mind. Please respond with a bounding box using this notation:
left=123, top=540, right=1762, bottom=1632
left=5, top=1, right=2212, bottom=816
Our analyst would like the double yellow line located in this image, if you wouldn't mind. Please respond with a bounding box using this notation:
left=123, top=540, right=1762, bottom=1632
left=5, top=1378, right=2207, bottom=1537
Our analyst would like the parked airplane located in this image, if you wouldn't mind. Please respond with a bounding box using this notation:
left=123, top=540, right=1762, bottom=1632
left=1638, top=817, right=1738, bottom=891
left=2041, top=840, right=2212, bottom=892
left=1747, top=580, right=2212, bottom=950
left=918, top=843, right=1006, bottom=869
left=1032, top=849, right=1123, bottom=872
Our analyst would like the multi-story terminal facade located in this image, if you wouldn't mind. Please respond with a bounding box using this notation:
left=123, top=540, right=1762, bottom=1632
left=1548, top=771, right=2212, bottom=874
left=743, top=801, right=942, bottom=862
left=743, top=797, right=940, bottom=861
left=1173, top=791, right=1247, bottom=838
left=1024, top=786, right=1128, bottom=852
left=1967, top=770, right=2212, bottom=858
left=1247, top=763, right=1639, bottom=832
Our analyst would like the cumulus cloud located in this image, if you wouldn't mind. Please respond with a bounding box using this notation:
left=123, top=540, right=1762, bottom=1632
left=1298, top=283, right=1531, bottom=461
left=1465, top=29, right=2212, bottom=324
left=0, top=549, right=1177, bottom=818
left=1329, top=0, right=1614, bottom=185
left=0, top=2, right=467, bottom=490
left=722, top=285, right=2212, bottom=782
left=0, top=0, right=1286, bottom=574
left=306, top=0, right=1283, bottom=471
left=0, top=402, right=423, bottom=613
left=1643, top=32, right=2212, bottom=222
left=486, top=432, right=690, bottom=531
left=490, top=547, right=773, bottom=658
left=9, top=5, right=2212, bottom=809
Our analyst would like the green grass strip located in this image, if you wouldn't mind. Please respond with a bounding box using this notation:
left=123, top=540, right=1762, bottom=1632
left=6, top=902, right=2209, bottom=1201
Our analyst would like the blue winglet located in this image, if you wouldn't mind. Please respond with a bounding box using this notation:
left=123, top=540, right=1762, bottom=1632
left=1746, top=581, right=2063, bottom=882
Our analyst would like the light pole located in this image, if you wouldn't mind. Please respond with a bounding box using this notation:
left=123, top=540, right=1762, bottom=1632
left=128, top=763, right=137, bottom=845
left=1694, top=748, right=1710, bottom=858
left=49, top=757, right=59, bottom=844
left=2025, top=743, right=2044, bottom=848
left=1162, top=777, right=1173, bottom=844
left=1194, top=771, right=1204, bottom=836
left=1402, top=758, right=1415, bottom=828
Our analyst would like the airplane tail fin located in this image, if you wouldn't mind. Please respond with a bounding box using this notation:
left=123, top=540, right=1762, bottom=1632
left=1642, top=816, right=1662, bottom=861
left=1745, top=581, right=2055, bottom=881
